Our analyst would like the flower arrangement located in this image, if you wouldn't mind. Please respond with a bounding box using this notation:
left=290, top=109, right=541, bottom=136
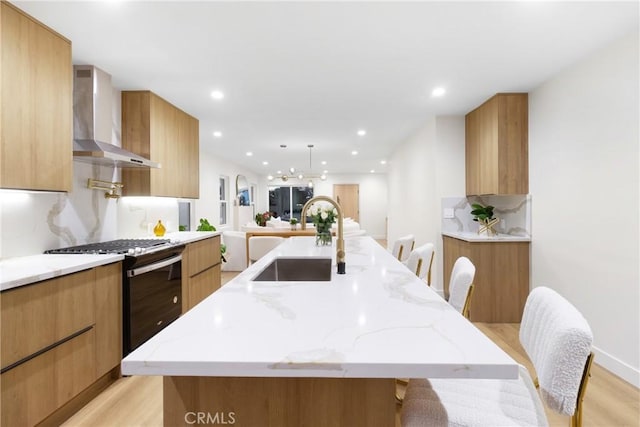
left=255, top=211, right=271, bottom=227
left=308, top=203, right=337, bottom=245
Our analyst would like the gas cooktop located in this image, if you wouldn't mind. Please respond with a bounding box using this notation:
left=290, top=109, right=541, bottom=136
left=45, top=239, right=172, bottom=255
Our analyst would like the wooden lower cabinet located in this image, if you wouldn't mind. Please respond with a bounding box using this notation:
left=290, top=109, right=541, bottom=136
left=94, top=263, right=122, bottom=378
left=182, top=236, right=222, bottom=313
left=0, top=262, right=123, bottom=426
left=185, top=264, right=221, bottom=312
left=443, top=236, right=530, bottom=322
left=1, top=329, right=96, bottom=427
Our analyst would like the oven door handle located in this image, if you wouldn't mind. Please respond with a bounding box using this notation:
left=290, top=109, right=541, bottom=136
left=127, top=254, right=182, bottom=278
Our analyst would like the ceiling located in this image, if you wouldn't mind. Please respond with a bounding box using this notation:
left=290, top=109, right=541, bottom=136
left=14, top=1, right=639, bottom=178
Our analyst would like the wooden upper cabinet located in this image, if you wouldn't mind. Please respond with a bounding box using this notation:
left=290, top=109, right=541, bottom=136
left=465, top=93, right=528, bottom=195
left=121, top=91, right=199, bottom=198
left=0, top=2, right=72, bottom=192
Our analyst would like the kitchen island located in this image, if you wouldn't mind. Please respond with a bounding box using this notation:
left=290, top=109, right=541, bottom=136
left=122, top=236, right=518, bottom=426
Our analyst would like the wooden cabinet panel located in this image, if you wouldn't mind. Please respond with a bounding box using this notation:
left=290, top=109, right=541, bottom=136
left=1, top=329, right=96, bottom=427
left=121, top=91, right=199, bottom=198
left=182, top=236, right=222, bottom=313
left=186, top=264, right=221, bottom=312
left=443, top=236, right=529, bottom=323
left=0, top=2, right=72, bottom=192
left=95, top=263, right=122, bottom=377
left=186, top=235, right=220, bottom=277
left=465, top=93, right=528, bottom=195
left=1, top=269, right=96, bottom=369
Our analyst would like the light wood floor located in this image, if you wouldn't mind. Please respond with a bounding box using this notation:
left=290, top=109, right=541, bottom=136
left=61, top=272, right=639, bottom=427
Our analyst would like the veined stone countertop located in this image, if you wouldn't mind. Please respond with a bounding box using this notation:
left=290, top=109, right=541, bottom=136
left=442, top=231, right=531, bottom=242
left=0, top=231, right=219, bottom=292
left=165, top=230, right=220, bottom=244
left=122, top=236, right=518, bottom=380
left=0, top=253, right=124, bottom=292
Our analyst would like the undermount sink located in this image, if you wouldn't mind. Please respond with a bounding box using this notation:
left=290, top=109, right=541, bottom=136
left=251, top=257, right=332, bottom=282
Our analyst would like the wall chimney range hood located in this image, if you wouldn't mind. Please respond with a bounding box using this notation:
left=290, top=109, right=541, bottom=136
left=72, top=65, right=160, bottom=169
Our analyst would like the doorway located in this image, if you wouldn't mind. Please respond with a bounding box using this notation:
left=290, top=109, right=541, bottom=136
left=333, top=184, right=359, bottom=222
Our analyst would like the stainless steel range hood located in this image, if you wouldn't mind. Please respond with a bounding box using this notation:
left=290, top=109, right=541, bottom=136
left=73, top=65, right=160, bottom=169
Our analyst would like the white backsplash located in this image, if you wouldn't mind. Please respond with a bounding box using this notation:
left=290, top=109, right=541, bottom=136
left=117, top=197, right=179, bottom=238
left=1, top=162, right=119, bottom=258
left=441, top=194, right=531, bottom=237
left=0, top=162, right=181, bottom=258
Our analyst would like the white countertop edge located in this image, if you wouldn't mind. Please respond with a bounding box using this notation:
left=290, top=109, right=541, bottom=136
left=121, top=361, right=519, bottom=380
left=442, top=231, right=531, bottom=242
left=1, top=254, right=124, bottom=291
left=166, top=231, right=221, bottom=244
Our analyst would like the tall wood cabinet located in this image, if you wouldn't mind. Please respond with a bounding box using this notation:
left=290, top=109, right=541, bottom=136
left=182, top=235, right=222, bottom=313
left=443, top=235, right=529, bottom=323
left=1, top=262, right=122, bottom=426
left=1, top=2, right=73, bottom=192
left=121, top=91, right=199, bottom=198
left=465, top=93, right=528, bottom=196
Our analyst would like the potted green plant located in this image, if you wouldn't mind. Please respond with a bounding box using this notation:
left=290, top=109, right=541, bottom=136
left=470, top=203, right=499, bottom=236
left=196, top=218, right=216, bottom=231
left=289, top=217, right=298, bottom=230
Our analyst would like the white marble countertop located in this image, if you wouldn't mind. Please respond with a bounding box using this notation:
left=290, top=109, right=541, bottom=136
left=442, top=231, right=531, bottom=242
left=122, top=236, right=518, bottom=380
left=0, top=232, right=218, bottom=292
left=0, top=253, right=124, bottom=292
left=165, top=230, right=220, bottom=244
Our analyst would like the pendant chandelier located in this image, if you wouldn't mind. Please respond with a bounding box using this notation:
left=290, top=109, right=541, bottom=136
left=267, top=144, right=327, bottom=186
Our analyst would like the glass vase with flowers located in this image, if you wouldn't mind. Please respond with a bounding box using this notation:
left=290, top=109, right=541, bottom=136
left=307, top=203, right=337, bottom=246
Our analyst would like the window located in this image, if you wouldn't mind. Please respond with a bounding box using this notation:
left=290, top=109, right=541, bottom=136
left=268, top=185, right=313, bottom=221
left=219, top=176, right=228, bottom=225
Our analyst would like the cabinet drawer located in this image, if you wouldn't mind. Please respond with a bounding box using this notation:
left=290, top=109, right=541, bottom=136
left=186, top=236, right=220, bottom=277
left=1, top=269, right=96, bottom=369
left=186, top=264, right=221, bottom=311
left=1, top=328, right=96, bottom=426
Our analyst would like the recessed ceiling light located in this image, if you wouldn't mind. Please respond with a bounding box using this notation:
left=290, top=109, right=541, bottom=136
left=380, top=160, right=387, bottom=165
left=267, top=175, right=274, bottom=181
left=211, top=90, right=225, bottom=100
left=357, top=129, right=366, bottom=136
left=320, top=174, right=327, bottom=180
left=323, top=170, right=328, bottom=174
left=321, top=160, right=327, bottom=165
left=351, top=150, right=358, bottom=156
left=276, top=170, right=282, bottom=174
left=432, top=87, right=446, bottom=97
left=246, top=151, right=253, bottom=156
left=262, top=161, right=269, bottom=166
left=370, top=169, right=375, bottom=173
left=213, top=131, right=222, bottom=138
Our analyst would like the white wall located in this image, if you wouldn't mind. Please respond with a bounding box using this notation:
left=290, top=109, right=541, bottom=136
left=529, top=30, right=639, bottom=386
left=196, top=151, right=259, bottom=231
left=387, top=116, right=466, bottom=292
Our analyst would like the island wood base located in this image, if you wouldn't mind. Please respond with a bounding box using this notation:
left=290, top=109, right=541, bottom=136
left=164, top=376, right=395, bottom=427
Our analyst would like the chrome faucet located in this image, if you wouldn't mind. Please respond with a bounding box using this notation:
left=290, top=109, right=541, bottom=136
left=301, top=196, right=346, bottom=274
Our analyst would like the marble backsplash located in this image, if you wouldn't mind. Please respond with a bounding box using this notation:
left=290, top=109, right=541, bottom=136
left=0, top=162, right=180, bottom=258
left=441, top=194, right=531, bottom=237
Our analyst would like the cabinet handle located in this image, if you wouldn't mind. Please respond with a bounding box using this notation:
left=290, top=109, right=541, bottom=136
left=157, top=320, right=163, bottom=326
left=173, top=296, right=178, bottom=304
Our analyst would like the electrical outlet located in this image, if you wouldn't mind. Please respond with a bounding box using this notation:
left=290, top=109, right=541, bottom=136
left=443, top=208, right=455, bottom=219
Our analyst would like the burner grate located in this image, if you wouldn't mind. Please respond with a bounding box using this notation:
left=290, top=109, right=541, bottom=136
left=45, top=239, right=171, bottom=255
